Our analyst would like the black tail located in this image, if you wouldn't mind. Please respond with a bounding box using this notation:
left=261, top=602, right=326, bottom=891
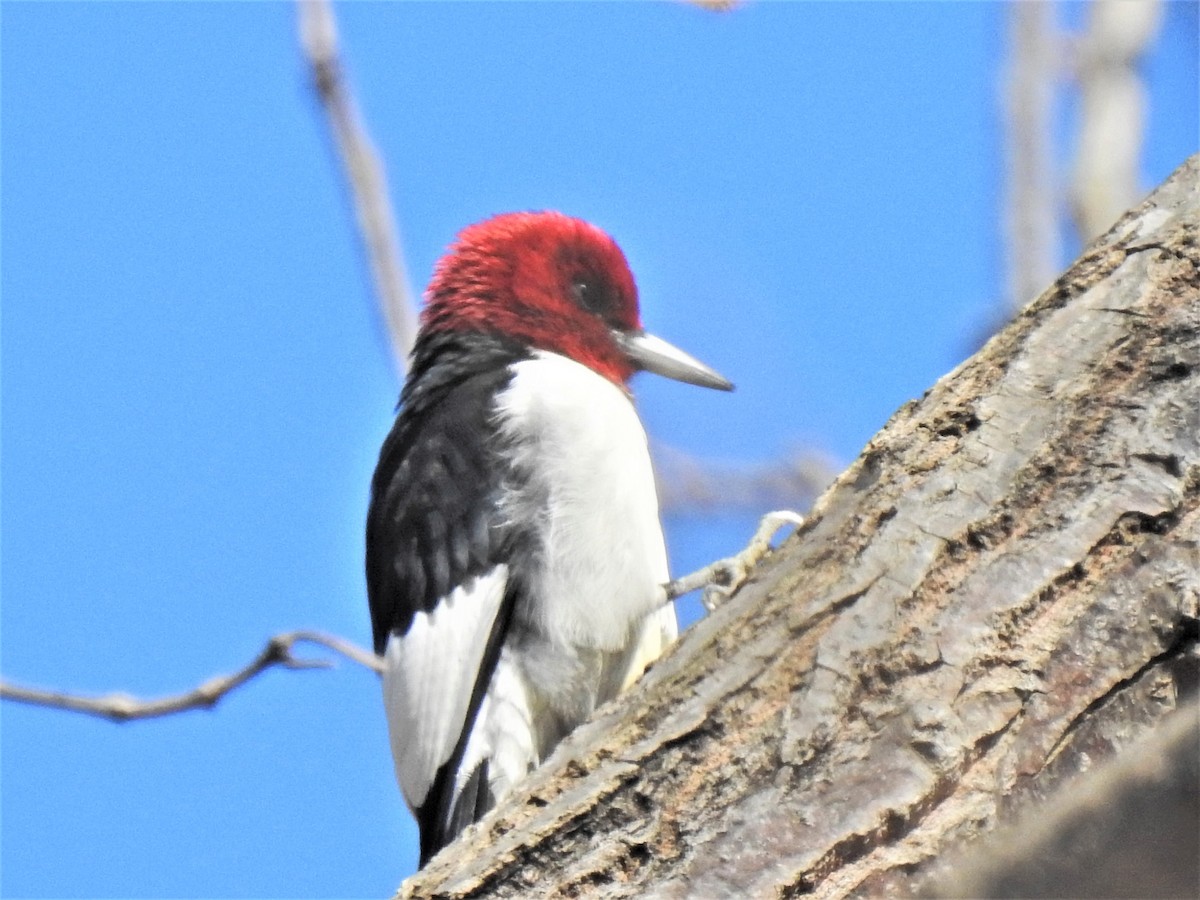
left=417, top=759, right=492, bottom=866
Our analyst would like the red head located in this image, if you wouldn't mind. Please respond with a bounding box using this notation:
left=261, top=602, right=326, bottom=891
left=422, top=211, right=733, bottom=392
left=423, top=212, right=642, bottom=384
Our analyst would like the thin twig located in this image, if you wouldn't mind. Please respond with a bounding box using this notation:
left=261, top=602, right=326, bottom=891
left=298, top=0, right=419, bottom=375
left=664, top=510, right=805, bottom=611
left=0, top=630, right=384, bottom=723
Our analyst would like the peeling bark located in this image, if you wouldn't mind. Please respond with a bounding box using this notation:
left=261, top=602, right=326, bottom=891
left=400, top=154, right=1200, bottom=900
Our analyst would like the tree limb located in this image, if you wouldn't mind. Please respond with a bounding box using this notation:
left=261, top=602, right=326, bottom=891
left=298, top=0, right=419, bottom=375
left=399, top=155, right=1200, bottom=898
left=1003, top=1, right=1061, bottom=312
left=654, top=443, right=836, bottom=516
left=1069, top=0, right=1163, bottom=241
left=0, top=630, right=384, bottom=723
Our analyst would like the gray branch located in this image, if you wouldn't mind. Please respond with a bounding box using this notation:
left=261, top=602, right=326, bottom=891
left=654, top=443, right=837, bottom=516
left=1004, top=1, right=1062, bottom=312
left=400, top=156, right=1200, bottom=899
left=1069, top=0, right=1163, bottom=241
left=0, top=630, right=384, bottom=723
left=298, top=0, right=419, bottom=375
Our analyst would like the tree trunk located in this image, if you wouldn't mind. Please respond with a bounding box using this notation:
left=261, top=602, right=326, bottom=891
left=401, top=154, right=1200, bottom=899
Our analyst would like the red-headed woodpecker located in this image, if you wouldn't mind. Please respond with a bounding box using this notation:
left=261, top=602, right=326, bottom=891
left=366, top=211, right=732, bottom=865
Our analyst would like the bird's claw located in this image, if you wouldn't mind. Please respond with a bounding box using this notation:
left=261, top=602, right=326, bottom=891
left=667, top=510, right=806, bottom=612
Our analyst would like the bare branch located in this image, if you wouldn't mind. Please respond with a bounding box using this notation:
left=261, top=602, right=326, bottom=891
left=399, top=152, right=1200, bottom=900
left=1, top=505, right=811, bottom=724
left=1069, top=0, right=1163, bottom=240
left=1004, top=1, right=1063, bottom=313
left=298, top=0, right=419, bottom=375
left=0, top=630, right=383, bottom=723
left=654, top=443, right=837, bottom=516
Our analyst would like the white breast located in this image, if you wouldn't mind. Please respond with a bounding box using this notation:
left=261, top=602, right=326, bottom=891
left=494, top=350, right=670, bottom=652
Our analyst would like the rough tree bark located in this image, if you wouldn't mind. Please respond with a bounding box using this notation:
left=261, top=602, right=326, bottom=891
left=400, top=155, right=1200, bottom=899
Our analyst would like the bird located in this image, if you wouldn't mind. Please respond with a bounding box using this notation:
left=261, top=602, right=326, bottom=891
left=365, top=211, right=733, bottom=866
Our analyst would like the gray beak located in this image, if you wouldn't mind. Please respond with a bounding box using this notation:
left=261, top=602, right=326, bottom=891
left=613, top=329, right=734, bottom=392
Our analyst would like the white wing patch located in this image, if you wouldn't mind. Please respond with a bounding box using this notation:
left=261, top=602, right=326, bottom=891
left=382, top=565, right=509, bottom=809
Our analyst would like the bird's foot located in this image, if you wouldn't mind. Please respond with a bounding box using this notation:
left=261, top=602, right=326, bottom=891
left=664, top=510, right=805, bottom=612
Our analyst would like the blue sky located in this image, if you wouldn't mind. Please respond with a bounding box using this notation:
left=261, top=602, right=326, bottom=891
left=2, top=3, right=1196, bottom=897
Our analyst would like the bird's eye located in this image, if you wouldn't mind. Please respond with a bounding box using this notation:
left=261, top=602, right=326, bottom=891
left=571, top=278, right=608, bottom=315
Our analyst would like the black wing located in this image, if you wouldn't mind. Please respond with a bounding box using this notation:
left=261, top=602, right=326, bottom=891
left=366, top=332, right=535, bottom=864
left=366, top=332, right=529, bottom=654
